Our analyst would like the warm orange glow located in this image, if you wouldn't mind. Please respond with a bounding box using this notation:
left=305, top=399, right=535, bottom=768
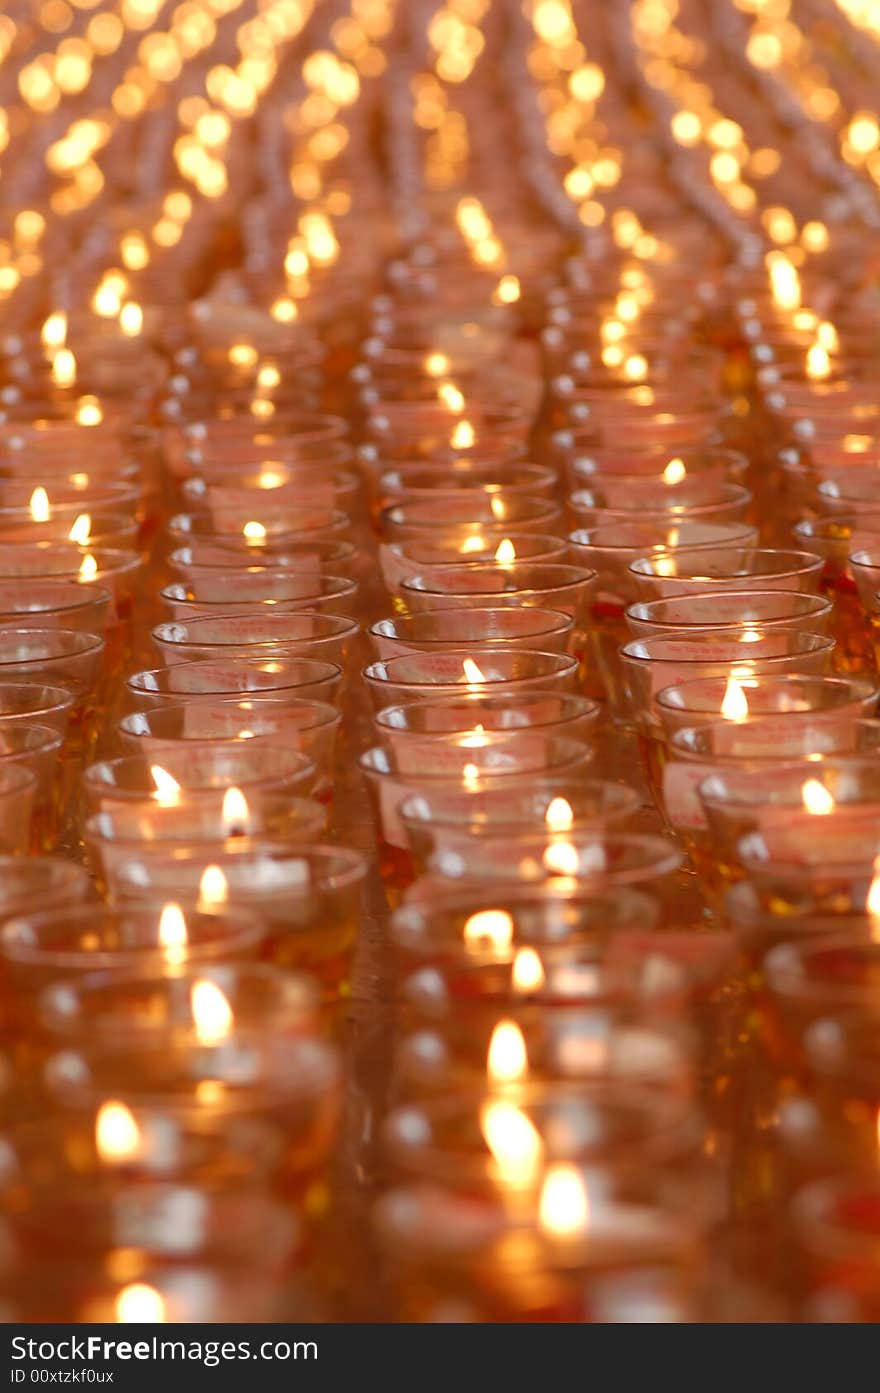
left=243, top=520, right=267, bottom=544
left=801, top=779, right=834, bottom=816
left=78, top=553, right=99, bottom=581
left=41, top=311, right=67, bottom=349
left=191, top=978, right=234, bottom=1045
left=51, top=347, right=77, bottom=387
left=463, top=908, right=514, bottom=951
left=806, top=342, right=831, bottom=381
left=68, top=513, right=91, bottom=544
left=543, top=840, right=579, bottom=875
left=425, top=352, right=449, bottom=377
left=29, top=487, right=50, bottom=523
left=538, top=1163, right=590, bottom=1236
left=494, top=537, right=516, bottom=564
left=479, top=1099, right=543, bottom=1184
left=545, top=797, right=574, bottom=833
left=512, top=946, right=545, bottom=994
left=198, top=864, right=229, bottom=909
left=720, top=675, right=749, bottom=722
left=451, top=419, right=475, bottom=449
left=221, top=786, right=250, bottom=835
left=115, top=1283, right=166, bottom=1323
left=95, top=1101, right=141, bottom=1163
left=150, top=765, right=180, bottom=807
left=462, top=657, right=487, bottom=684
left=459, top=722, right=489, bottom=749
left=158, top=903, right=187, bottom=962
left=487, top=1019, right=528, bottom=1083
left=490, top=496, right=506, bottom=521
left=462, top=761, right=480, bottom=790
left=438, top=381, right=465, bottom=413
left=662, top=457, right=686, bottom=485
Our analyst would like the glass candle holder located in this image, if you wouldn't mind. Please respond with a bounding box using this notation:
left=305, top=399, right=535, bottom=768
left=393, top=1010, right=693, bottom=1103
left=115, top=703, right=336, bottom=793
left=0, top=629, right=105, bottom=770
left=697, top=760, right=880, bottom=886
left=398, top=780, right=640, bottom=873
left=562, top=444, right=748, bottom=492
left=378, top=533, right=569, bottom=604
left=568, top=481, right=751, bottom=531
left=42, top=1030, right=342, bottom=1199
left=629, top=547, right=825, bottom=600
left=374, top=1174, right=709, bottom=1323
left=0, top=904, right=268, bottom=1017
left=373, top=691, right=601, bottom=751
left=83, top=792, right=328, bottom=888
left=39, top=962, right=319, bottom=1045
left=125, top=656, right=343, bottom=711
left=0, top=764, right=37, bottom=856
left=106, top=845, right=367, bottom=1000
left=568, top=520, right=760, bottom=713
left=625, top=590, right=833, bottom=641
left=360, top=733, right=592, bottom=895
left=0, top=855, right=92, bottom=926
left=655, top=674, right=879, bottom=742
left=0, top=579, right=111, bottom=636
left=367, top=607, right=575, bottom=660
left=167, top=536, right=359, bottom=581
left=363, top=649, right=580, bottom=711
left=380, top=494, right=564, bottom=545
left=152, top=612, right=359, bottom=669
left=420, top=830, right=683, bottom=908
left=621, top=632, right=836, bottom=748
left=0, top=723, right=64, bottom=851
left=159, top=573, right=359, bottom=622
left=791, top=1174, right=880, bottom=1323
left=84, top=744, right=320, bottom=812
left=373, top=460, right=559, bottom=512
left=761, top=934, right=880, bottom=1078
left=399, top=563, right=596, bottom=626
left=167, top=507, right=354, bottom=550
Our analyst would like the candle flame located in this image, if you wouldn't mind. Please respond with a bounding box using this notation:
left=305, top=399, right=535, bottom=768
left=806, top=342, right=831, bottom=381
left=221, top=786, right=250, bottom=836
left=493, top=273, right=521, bottom=305
left=29, top=487, right=50, bottom=523
left=68, top=513, right=91, bottom=544
left=494, top=537, right=516, bottom=564
left=543, top=840, right=579, bottom=875
left=158, top=903, right=187, bottom=963
left=462, top=761, right=480, bottom=790
left=490, top=496, right=506, bottom=520
left=51, top=347, right=77, bottom=387
left=451, top=419, right=475, bottom=449
left=662, top=457, right=686, bottom=485
left=512, top=946, right=545, bottom=994
left=119, top=301, right=143, bottom=336
left=41, top=311, right=67, bottom=349
left=623, top=352, right=648, bottom=382
left=258, top=468, right=285, bottom=490
left=817, top=321, right=839, bottom=352
left=228, top=342, right=258, bottom=367
left=768, top=253, right=801, bottom=311
left=801, top=778, right=834, bottom=816
left=438, top=381, right=465, bottom=413
left=460, top=534, right=486, bottom=554
left=720, top=675, right=749, bottom=722
left=424, top=352, right=449, bottom=377
left=545, top=797, right=574, bottom=833
left=463, top=908, right=514, bottom=951
left=243, top=520, right=267, bottom=544
left=479, top=1099, right=543, bottom=1184
left=78, top=553, right=98, bottom=581
left=95, top=1100, right=141, bottom=1163
left=538, top=1164, right=590, bottom=1236
left=487, top=1020, right=529, bottom=1083
left=198, top=864, right=229, bottom=909
left=76, top=395, right=103, bottom=426
left=149, top=765, right=179, bottom=808
left=459, top=722, right=489, bottom=748
left=191, top=978, right=234, bottom=1045
left=462, top=657, right=487, bottom=684
left=115, top=1284, right=166, bottom=1323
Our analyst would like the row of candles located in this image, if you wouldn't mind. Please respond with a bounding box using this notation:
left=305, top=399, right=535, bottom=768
left=3, top=0, right=880, bottom=1324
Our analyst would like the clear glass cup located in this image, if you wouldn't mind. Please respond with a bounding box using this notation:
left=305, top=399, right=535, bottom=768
left=629, top=547, right=825, bottom=600
left=368, top=607, right=575, bottom=659
left=125, top=656, right=343, bottom=710
left=625, top=590, right=833, bottom=640
left=152, top=612, right=358, bottom=668
left=363, top=649, right=580, bottom=711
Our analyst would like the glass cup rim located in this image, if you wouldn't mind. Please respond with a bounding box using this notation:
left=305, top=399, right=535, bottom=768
left=152, top=610, right=359, bottom=648
left=369, top=606, right=575, bottom=645
left=126, top=656, right=343, bottom=699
